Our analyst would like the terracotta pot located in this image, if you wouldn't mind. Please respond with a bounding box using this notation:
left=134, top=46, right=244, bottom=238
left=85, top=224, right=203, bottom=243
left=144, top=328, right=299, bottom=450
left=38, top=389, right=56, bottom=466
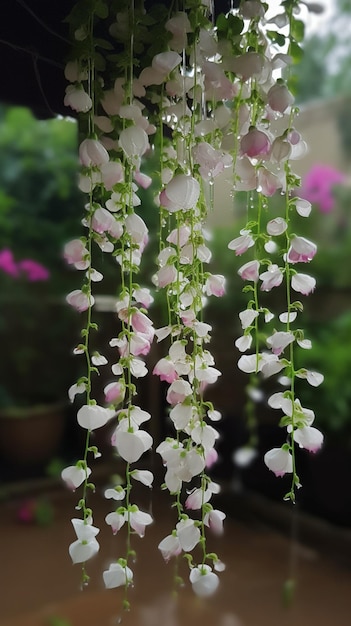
left=0, top=403, right=66, bottom=467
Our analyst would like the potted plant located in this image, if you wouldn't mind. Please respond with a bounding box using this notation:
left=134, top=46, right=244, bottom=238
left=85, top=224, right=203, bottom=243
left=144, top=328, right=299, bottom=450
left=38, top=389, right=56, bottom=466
left=0, top=248, right=79, bottom=469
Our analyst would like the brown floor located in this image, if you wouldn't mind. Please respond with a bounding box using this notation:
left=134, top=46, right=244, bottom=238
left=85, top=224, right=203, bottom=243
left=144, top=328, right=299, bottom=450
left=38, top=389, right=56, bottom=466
left=2, top=480, right=351, bottom=626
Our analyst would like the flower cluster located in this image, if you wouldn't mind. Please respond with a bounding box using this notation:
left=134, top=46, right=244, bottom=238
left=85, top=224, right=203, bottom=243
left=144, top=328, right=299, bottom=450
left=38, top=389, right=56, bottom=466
left=60, top=0, right=322, bottom=606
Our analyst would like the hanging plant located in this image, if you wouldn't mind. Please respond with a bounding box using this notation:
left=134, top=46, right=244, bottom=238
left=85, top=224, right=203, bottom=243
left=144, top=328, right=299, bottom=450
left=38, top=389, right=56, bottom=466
left=61, top=0, right=323, bottom=608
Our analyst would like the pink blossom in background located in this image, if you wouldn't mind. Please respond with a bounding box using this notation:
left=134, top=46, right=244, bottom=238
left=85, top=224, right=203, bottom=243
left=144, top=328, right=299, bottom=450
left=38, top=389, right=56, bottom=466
left=0, top=248, right=19, bottom=277
left=300, top=164, right=346, bottom=213
left=18, top=259, right=50, bottom=281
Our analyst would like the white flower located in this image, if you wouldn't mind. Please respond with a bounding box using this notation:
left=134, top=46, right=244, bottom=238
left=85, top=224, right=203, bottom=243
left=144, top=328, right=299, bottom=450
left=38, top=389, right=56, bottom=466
left=239, top=309, right=259, bottom=329
left=190, top=565, right=219, bottom=597
left=264, top=447, right=293, bottom=477
left=114, top=429, right=153, bottom=463
left=294, top=426, right=323, bottom=453
left=176, top=518, right=201, bottom=551
left=61, top=465, right=91, bottom=491
left=131, top=469, right=154, bottom=488
left=77, top=404, right=115, bottom=430
left=119, top=126, right=149, bottom=158
left=69, top=518, right=100, bottom=564
left=103, top=562, right=133, bottom=589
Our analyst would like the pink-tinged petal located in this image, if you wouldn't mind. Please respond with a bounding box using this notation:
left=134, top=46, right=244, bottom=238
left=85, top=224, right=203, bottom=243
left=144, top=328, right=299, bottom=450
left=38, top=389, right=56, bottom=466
left=294, top=426, right=323, bottom=453
left=238, top=260, right=260, bottom=282
left=158, top=534, right=182, bottom=562
left=287, top=236, right=317, bottom=264
left=267, top=83, right=294, bottom=113
left=64, top=239, right=89, bottom=269
left=130, top=509, right=153, bottom=537
left=104, top=381, right=125, bottom=404
left=100, top=161, right=124, bottom=190
left=166, top=379, right=193, bottom=405
left=204, top=274, right=226, bottom=297
left=260, top=265, right=284, bottom=291
left=119, top=126, right=149, bottom=158
left=125, top=213, right=148, bottom=244
left=153, top=358, right=178, bottom=383
left=241, top=128, right=271, bottom=158
left=266, top=331, right=294, bottom=356
left=152, top=50, right=182, bottom=74
left=204, top=509, right=226, bottom=535
left=79, top=138, right=109, bottom=167
left=228, top=230, right=254, bottom=255
left=162, top=175, right=200, bottom=212
left=264, top=447, right=293, bottom=477
left=134, top=170, right=152, bottom=189
left=105, top=512, right=126, bottom=535
left=66, top=289, right=94, bottom=312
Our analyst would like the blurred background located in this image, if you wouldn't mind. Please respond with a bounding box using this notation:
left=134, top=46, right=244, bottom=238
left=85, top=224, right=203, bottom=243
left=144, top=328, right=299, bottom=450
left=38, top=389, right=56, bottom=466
left=1, top=1, right=351, bottom=625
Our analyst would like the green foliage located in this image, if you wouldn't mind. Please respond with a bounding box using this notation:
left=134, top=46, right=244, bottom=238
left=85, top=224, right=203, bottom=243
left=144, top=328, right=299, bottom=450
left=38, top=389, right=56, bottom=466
left=0, top=106, right=85, bottom=408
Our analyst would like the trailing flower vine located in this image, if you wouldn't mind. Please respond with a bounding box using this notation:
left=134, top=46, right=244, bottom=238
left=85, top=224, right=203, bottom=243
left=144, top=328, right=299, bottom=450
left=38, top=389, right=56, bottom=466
left=60, top=0, right=323, bottom=607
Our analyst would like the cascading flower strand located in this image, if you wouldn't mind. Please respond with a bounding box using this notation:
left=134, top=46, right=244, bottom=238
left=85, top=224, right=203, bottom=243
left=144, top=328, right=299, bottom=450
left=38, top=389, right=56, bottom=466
left=60, top=0, right=323, bottom=606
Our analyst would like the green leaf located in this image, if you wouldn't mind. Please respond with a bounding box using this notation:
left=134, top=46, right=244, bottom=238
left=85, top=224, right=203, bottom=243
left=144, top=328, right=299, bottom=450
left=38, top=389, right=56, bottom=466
left=291, top=18, right=305, bottom=43
left=290, top=40, right=304, bottom=63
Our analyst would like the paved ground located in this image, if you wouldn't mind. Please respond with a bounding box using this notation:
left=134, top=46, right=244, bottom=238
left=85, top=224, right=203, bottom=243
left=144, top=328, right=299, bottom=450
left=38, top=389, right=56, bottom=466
left=2, top=477, right=351, bottom=626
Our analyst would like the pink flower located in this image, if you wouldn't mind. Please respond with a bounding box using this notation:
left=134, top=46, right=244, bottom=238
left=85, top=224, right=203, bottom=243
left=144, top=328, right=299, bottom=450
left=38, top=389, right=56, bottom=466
left=204, top=509, right=226, bottom=535
left=260, top=264, right=283, bottom=291
left=240, top=128, right=271, bottom=158
left=131, top=310, right=154, bottom=337
left=91, top=208, right=123, bottom=239
left=267, top=83, right=294, bottom=113
left=0, top=248, right=18, bottom=277
left=287, top=236, right=317, bottom=264
left=158, top=534, right=182, bottom=562
left=160, top=175, right=200, bottom=212
left=104, top=381, right=125, bottom=404
left=153, top=358, right=178, bottom=383
left=79, top=138, right=109, bottom=167
left=228, top=230, right=255, bottom=255
left=66, top=289, right=94, bottom=312
left=100, top=161, right=124, bottom=190
left=300, top=164, right=345, bottom=213
left=166, top=379, right=193, bottom=405
left=266, top=331, right=294, bottom=356
left=204, top=274, right=226, bottom=297
left=193, top=142, right=232, bottom=180
left=64, top=239, right=89, bottom=270
left=238, top=259, right=260, bottom=282
left=18, top=259, right=49, bottom=281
